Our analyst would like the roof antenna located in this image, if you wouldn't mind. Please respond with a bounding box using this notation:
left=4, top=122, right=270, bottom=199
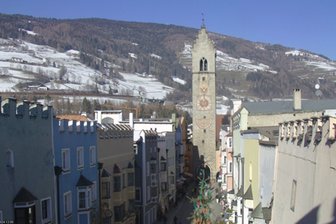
left=201, top=13, right=206, bottom=28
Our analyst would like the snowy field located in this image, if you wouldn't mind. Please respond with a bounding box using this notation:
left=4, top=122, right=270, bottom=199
left=0, top=38, right=175, bottom=100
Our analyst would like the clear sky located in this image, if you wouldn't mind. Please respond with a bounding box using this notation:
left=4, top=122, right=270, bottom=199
left=0, top=0, right=335, bottom=60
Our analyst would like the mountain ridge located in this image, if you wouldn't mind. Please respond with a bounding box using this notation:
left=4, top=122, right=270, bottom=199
left=0, top=13, right=335, bottom=101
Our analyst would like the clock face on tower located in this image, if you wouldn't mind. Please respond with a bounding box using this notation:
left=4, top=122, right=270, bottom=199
left=197, top=95, right=211, bottom=110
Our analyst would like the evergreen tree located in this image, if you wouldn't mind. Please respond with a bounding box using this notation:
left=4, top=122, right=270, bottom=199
left=190, top=176, right=213, bottom=224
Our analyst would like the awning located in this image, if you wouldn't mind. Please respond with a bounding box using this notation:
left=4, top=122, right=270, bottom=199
left=243, top=185, right=253, bottom=200
left=13, top=187, right=37, bottom=203
left=76, top=175, right=94, bottom=187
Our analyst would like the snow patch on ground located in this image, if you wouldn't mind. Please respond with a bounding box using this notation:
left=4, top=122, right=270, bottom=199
left=118, top=72, right=173, bottom=99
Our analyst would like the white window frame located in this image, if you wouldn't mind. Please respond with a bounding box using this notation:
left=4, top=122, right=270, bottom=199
left=89, top=146, right=96, bottom=166
left=77, top=147, right=84, bottom=169
left=62, top=148, right=70, bottom=173
left=63, top=191, right=72, bottom=217
left=6, top=149, right=14, bottom=168
left=78, top=187, right=91, bottom=210
left=40, top=197, right=52, bottom=223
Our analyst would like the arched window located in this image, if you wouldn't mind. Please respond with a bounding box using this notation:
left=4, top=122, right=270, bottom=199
left=199, top=57, right=208, bottom=71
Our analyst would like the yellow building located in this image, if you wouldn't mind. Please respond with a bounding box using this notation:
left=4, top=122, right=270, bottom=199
left=97, top=123, right=136, bottom=224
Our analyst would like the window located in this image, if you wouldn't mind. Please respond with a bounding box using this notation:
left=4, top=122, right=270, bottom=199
left=128, top=172, right=134, bottom=186
left=122, top=174, right=126, bottom=189
left=161, top=182, right=167, bottom=192
left=229, top=137, right=232, bottom=148
left=128, top=199, right=135, bottom=213
left=77, top=147, right=84, bottom=169
left=62, top=149, right=70, bottom=172
left=89, top=146, right=96, bottom=166
left=133, top=144, right=138, bottom=155
left=160, top=162, right=167, bottom=172
left=229, top=162, right=232, bottom=173
left=150, top=163, right=156, bottom=173
left=6, top=149, right=14, bottom=168
left=151, top=174, right=157, bottom=186
left=135, top=188, right=141, bottom=201
left=151, top=186, right=158, bottom=198
left=64, top=191, right=72, bottom=216
left=91, top=181, right=97, bottom=201
left=102, top=182, right=110, bottom=199
left=223, top=156, right=227, bottom=165
left=170, top=176, right=175, bottom=185
left=114, top=203, right=126, bottom=222
left=147, top=186, right=150, bottom=202
left=0, top=210, right=3, bottom=223
left=290, top=180, right=297, bottom=211
left=200, top=57, right=208, bottom=71
left=41, top=198, right=52, bottom=223
left=249, top=163, right=252, bottom=181
left=113, top=176, right=121, bottom=192
left=78, top=188, right=91, bottom=210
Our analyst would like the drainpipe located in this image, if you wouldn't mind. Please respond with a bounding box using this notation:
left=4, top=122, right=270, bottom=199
left=54, top=166, right=63, bottom=224
left=98, top=162, right=103, bottom=223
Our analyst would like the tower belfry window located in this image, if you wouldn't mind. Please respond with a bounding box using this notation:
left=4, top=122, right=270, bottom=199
left=200, top=57, right=208, bottom=71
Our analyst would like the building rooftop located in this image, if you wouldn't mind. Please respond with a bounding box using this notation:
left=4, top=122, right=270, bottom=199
left=243, top=99, right=336, bottom=115
left=57, top=114, right=89, bottom=121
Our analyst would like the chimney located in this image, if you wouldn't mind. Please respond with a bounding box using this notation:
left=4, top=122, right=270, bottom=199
left=129, top=113, right=134, bottom=128
left=293, top=88, right=302, bottom=111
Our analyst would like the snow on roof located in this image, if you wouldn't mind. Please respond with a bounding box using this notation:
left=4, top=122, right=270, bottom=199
left=18, top=28, right=38, bottom=36
left=128, top=53, right=137, bottom=59
left=172, top=77, right=186, bottom=85
left=150, top=53, right=162, bottom=60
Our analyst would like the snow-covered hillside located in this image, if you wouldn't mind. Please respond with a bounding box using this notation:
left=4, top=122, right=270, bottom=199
left=285, top=49, right=336, bottom=71
left=180, top=43, right=277, bottom=73
left=180, top=43, right=336, bottom=74
left=0, top=38, right=173, bottom=100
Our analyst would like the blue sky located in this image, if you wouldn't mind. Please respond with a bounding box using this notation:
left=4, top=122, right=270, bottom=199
left=0, top=0, right=335, bottom=59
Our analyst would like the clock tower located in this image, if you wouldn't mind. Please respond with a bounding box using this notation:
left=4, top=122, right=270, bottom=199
left=192, top=25, right=217, bottom=180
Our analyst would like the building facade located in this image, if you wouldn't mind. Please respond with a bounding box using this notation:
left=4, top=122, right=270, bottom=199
left=192, top=25, right=217, bottom=180
left=54, top=117, right=99, bottom=224
left=231, top=89, right=336, bottom=224
left=0, top=98, right=56, bottom=224
left=272, top=116, right=336, bottom=223
left=134, top=130, right=159, bottom=224
left=97, top=123, right=136, bottom=224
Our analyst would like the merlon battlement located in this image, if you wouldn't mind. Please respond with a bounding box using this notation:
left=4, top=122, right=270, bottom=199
left=0, top=97, right=53, bottom=119
left=58, top=118, right=96, bottom=134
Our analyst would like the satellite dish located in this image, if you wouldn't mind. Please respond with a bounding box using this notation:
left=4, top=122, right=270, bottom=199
left=315, top=83, right=320, bottom=90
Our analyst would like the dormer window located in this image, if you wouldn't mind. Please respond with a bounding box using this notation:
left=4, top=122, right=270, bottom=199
left=200, top=57, right=208, bottom=71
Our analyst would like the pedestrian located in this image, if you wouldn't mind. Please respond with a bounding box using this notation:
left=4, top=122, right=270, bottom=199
left=174, top=216, right=178, bottom=224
